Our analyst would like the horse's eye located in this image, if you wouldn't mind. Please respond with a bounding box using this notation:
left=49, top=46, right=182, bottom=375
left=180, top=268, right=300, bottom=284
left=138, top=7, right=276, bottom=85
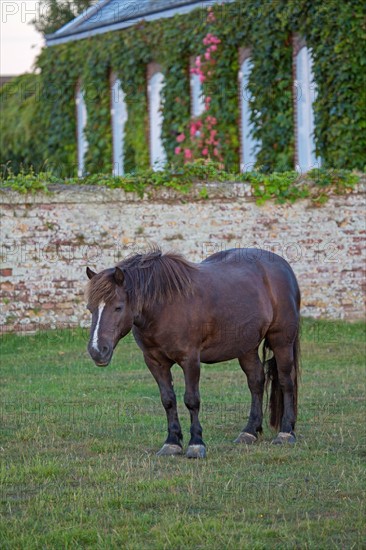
left=115, top=306, right=123, bottom=312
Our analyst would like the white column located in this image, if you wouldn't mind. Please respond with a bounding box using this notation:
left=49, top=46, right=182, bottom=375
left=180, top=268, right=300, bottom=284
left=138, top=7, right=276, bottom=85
left=148, top=71, right=167, bottom=171
left=295, top=46, right=321, bottom=172
left=240, top=58, right=260, bottom=172
left=191, top=72, right=205, bottom=117
left=76, top=86, right=88, bottom=177
left=111, top=76, right=128, bottom=176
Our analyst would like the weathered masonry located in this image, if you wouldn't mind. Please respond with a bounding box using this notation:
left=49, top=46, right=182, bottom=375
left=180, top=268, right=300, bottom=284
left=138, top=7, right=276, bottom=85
left=1, top=182, right=365, bottom=332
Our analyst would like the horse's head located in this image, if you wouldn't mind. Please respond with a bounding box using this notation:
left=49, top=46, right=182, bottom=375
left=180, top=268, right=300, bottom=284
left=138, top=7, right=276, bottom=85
left=85, top=266, right=134, bottom=367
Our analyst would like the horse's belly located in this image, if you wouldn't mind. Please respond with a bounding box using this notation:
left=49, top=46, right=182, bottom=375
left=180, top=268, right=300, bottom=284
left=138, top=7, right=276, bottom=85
left=200, top=351, right=238, bottom=364
left=199, top=342, right=253, bottom=364
left=198, top=314, right=266, bottom=363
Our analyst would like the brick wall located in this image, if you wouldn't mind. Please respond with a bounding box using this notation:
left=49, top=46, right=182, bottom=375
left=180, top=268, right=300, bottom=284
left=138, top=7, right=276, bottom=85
left=0, top=181, right=365, bottom=333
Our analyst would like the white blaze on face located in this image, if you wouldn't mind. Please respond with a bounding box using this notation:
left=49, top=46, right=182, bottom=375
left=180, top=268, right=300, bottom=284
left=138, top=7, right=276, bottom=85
left=92, top=301, right=106, bottom=352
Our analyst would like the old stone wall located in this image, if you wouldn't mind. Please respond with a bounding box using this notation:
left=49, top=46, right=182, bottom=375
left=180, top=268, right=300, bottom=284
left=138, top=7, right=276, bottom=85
left=0, top=182, right=365, bottom=333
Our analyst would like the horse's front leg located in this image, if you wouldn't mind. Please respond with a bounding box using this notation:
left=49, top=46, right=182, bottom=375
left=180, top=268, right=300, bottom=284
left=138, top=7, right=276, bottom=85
left=181, top=355, right=206, bottom=458
left=144, top=354, right=183, bottom=456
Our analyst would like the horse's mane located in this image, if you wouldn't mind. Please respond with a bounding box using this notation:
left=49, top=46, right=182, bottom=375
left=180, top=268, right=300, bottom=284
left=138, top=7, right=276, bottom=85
left=86, top=249, right=198, bottom=312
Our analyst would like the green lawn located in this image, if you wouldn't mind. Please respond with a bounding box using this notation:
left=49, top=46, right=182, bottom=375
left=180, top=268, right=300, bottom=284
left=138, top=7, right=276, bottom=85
left=1, top=319, right=365, bottom=549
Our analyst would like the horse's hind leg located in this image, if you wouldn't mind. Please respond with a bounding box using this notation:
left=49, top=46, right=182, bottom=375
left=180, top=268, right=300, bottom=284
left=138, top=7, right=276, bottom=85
left=266, top=335, right=298, bottom=445
left=235, top=349, right=265, bottom=445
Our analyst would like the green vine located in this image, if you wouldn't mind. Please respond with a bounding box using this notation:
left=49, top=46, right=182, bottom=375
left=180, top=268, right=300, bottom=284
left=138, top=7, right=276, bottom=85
left=1, top=1, right=365, bottom=175
left=1, top=162, right=360, bottom=207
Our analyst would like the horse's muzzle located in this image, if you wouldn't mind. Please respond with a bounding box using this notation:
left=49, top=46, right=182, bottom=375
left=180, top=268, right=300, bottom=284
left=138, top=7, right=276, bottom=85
left=88, top=343, right=113, bottom=367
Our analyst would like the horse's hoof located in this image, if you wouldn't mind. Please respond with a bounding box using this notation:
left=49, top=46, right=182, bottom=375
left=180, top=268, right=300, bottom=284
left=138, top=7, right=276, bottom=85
left=156, top=444, right=183, bottom=457
left=186, top=444, right=206, bottom=459
left=234, top=431, right=257, bottom=445
left=272, top=432, right=296, bottom=445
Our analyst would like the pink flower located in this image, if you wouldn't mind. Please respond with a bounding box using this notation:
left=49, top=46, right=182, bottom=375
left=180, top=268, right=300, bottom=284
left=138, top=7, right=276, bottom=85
left=204, top=51, right=211, bottom=61
left=190, top=121, right=201, bottom=138
left=202, top=148, right=209, bottom=156
left=213, top=148, right=219, bottom=157
left=207, top=6, right=216, bottom=21
left=203, top=34, right=212, bottom=46
left=195, top=56, right=201, bottom=67
left=190, top=120, right=203, bottom=137
left=203, top=33, right=221, bottom=46
left=175, top=147, right=181, bottom=155
left=193, top=68, right=201, bottom=76
left=176, top=133, right=185, bottom=143
left=199, top=74, right=206, bottom=83
left=184, top=149, right=193, bottom=160
left=210, top=45, right=217, bottom=52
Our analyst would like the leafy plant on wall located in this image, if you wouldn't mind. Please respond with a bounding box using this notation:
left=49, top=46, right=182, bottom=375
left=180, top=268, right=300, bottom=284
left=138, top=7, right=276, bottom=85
left=174, top=9, right=223, bottom=164
left=1, top=0, right=364, bottom=175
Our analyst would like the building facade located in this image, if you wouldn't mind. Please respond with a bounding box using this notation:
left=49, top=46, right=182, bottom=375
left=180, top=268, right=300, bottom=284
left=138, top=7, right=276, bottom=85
left=42, top=0, right=363, bottom=176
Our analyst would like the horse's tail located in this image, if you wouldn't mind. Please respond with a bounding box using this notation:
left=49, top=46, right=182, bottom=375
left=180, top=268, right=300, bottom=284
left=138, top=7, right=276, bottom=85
left=263, top=333, right=300, bottom=431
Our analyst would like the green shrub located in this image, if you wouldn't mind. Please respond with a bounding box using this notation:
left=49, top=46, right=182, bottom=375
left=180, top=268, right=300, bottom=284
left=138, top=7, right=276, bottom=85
left=0, top=161, right=360, bottom=205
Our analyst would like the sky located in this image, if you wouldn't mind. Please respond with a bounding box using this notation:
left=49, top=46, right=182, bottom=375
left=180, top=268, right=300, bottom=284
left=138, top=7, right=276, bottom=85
left=1, top=1, right=45, bottom=75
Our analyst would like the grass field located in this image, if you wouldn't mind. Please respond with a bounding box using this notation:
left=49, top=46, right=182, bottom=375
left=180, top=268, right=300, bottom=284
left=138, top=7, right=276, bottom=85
left=1, top=319, right=365, bottom=549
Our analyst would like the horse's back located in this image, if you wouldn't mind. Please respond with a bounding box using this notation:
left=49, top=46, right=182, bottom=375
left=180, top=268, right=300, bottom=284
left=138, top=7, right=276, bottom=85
left=201, top=248, right=300, bottom=313
left=202, top=247, right=293, bottom=270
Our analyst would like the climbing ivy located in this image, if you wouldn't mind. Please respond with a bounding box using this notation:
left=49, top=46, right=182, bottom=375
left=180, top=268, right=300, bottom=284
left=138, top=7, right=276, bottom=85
left=1, top=0, right=365, bottom=175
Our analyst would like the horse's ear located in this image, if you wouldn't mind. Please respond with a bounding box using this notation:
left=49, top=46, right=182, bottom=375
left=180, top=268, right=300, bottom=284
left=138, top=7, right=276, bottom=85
left=86, top=267, right=97, bottom=280
left=114, top=267, right=125, bottom=286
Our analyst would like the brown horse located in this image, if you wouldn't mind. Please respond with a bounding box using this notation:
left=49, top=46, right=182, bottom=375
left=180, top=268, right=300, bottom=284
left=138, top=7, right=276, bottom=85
left=85, top=248, right=300, bottom=458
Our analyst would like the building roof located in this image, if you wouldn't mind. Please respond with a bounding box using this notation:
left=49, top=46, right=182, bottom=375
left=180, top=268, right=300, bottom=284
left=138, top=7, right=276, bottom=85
left=0, top=76, right=15, bottom=87
left=46, top=0, right=234, bottom=46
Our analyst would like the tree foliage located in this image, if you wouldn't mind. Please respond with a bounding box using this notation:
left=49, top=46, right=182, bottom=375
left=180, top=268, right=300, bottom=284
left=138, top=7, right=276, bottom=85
left=32, top=0, right=96, bottom=35
left=0, top=74, right=45, bottom=173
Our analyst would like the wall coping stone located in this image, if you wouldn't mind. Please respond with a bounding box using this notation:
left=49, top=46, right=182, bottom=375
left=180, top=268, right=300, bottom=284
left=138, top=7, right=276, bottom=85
left=0, top=177, right=365, bottom=205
